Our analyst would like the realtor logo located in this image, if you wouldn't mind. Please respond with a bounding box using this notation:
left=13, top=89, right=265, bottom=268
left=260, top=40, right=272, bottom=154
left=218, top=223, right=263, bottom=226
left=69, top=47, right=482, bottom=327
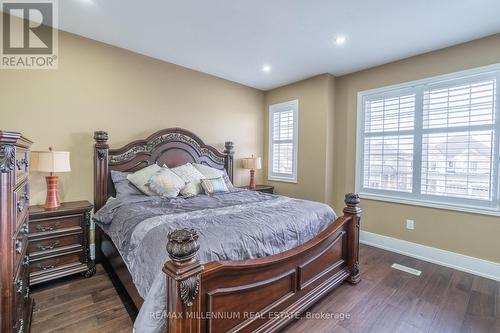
left=1, top=0, right=58, bottom=69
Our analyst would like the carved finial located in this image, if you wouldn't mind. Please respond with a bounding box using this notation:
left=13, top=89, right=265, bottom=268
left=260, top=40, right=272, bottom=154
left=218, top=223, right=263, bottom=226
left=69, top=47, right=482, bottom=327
left=94, top=131, right=109, bottom=144
left=343, top=193, right=361, bottom=216
left=166, top=229, right=200, bottom=262
left=344, top=193, right=360, bottom=207
left=224, top=141, right=235, bottom=156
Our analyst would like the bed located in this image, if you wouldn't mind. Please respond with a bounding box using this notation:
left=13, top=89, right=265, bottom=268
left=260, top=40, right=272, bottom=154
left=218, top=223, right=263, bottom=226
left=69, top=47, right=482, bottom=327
left=92, top=128, right=361, bottom=333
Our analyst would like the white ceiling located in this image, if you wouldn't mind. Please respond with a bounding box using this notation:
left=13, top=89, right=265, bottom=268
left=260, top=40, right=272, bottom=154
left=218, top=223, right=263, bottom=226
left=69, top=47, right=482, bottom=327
left=55, top=0, right=500, bottom=90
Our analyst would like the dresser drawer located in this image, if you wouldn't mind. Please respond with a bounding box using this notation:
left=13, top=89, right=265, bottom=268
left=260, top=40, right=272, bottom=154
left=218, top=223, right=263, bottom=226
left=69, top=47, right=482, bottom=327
left=29, top=231, right=83, bottom=258
left=13, top=222, right=29, bottom=272
left=13, top=316, right=25, bottom=333
left=30, top=250, right=83, bottom=274
left=29, top=214, right=82, bottom=235
left=13, top=262, right=29, bottom=331
left=15, top=148, right=29, bottom=187
left=14, top=181, right=29, bottom=232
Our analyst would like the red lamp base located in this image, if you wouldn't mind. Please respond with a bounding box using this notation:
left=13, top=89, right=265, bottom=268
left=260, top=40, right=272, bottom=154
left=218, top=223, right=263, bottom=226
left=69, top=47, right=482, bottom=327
left=248, top=169, right=256, bottom=190
left=45, top=175, right=60, bottom=209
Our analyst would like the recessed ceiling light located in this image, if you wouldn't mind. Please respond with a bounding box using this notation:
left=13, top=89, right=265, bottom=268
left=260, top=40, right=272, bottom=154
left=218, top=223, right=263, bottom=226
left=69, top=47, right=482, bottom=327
left=335, top=36, right=347, bottom=45
left=262, top=65, right=271, bottom=72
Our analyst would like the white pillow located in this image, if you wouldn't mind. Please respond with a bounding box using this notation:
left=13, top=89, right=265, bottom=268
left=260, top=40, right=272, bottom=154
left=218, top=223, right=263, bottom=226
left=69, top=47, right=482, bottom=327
left=126, top=164, right=161, bottom=196
left=192, top=163, right=224, bottom=178
left=170, top=163, right=206, bottom=197
left=147, top=168, right=186, bottom=198
left=193, top=163, right=234, bottom=189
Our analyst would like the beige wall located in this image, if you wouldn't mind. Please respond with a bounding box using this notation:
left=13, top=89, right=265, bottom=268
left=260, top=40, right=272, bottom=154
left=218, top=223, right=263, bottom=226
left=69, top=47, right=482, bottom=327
left=263, top=74, right=336, bottom=204
left=2, top=17, right=499, bottom=264
left=0, top=30, right=265, bottom=205
left=334, top=34, right=500, bottom=263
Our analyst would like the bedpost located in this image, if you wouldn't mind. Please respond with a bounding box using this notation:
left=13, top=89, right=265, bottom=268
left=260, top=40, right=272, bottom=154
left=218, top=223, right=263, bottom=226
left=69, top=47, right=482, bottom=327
left=94, top=131, right=109, bottom=264
left=163, top=229, right=204, bottom=333
left=224, top=141, right=234, bottom=183
left=94, top=131, right=109, bottom=211
left=343, top=193, right=361, bottom=284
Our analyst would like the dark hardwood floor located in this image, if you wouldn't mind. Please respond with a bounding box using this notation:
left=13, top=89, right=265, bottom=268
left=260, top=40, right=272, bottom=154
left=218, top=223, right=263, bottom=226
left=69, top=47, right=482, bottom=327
left=31, top=244, right=500, bottom=333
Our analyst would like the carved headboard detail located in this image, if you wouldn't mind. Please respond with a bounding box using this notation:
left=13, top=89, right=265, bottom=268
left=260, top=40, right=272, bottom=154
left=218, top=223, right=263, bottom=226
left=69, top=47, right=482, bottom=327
left=93, top=128, right=234, bottom=211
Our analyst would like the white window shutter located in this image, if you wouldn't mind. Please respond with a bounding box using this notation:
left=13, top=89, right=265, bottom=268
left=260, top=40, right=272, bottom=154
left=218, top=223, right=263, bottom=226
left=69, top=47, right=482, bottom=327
left=269, top=100, right=298, bottom=182
left=357, top=67, right=500, bottom=211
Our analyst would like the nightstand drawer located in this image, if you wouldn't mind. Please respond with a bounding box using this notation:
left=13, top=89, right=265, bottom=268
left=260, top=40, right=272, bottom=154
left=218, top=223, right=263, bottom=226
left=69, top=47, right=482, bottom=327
left=29, top=214, right=82, bottom=235
left=29, top=250, right=83, bottom=274
left=29, top=231, right=83, bottom=258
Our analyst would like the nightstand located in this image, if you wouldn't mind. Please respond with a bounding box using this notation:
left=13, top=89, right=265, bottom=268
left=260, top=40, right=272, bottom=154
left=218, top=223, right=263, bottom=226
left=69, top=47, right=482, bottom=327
left=238, top=185, right=274, bottom=194
left=28, top=201, right=95, bottom=285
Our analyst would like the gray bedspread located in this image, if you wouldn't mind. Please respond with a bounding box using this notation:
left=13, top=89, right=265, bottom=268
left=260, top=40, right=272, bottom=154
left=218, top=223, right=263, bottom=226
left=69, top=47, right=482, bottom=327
left=93, top=189, right=337, bottom=333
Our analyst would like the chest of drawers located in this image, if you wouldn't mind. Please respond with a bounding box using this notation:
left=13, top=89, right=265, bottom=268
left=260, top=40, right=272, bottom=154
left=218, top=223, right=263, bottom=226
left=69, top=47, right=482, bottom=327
left=0, top=131, right=33, bottom=333
left=28, top=201, right=95, bottom=285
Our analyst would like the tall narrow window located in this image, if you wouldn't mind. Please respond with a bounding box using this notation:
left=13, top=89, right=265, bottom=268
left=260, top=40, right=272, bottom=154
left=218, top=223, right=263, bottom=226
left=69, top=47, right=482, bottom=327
left=269, top=100, right=298, bottom=182
left=357, top=65, right=500, bottom=213
left=362, top=90, right=416, bottom=193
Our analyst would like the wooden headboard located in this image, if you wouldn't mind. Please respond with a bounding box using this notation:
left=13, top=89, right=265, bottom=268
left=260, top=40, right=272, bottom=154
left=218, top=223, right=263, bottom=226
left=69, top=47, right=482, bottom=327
left=93, top=128, right=234, bottom=211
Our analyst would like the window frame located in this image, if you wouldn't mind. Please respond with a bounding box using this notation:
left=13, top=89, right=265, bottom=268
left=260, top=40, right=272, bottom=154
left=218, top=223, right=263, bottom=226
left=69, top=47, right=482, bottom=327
left=268, top=99, right=299, bottom=183
left=355, top=63, right=500, bottom=216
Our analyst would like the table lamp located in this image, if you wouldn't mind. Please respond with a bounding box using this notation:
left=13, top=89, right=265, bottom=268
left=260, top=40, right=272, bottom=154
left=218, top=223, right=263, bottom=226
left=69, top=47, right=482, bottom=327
left=242, top=156, right=262, bottom=190
left=31, top=148, right=71, bottom=209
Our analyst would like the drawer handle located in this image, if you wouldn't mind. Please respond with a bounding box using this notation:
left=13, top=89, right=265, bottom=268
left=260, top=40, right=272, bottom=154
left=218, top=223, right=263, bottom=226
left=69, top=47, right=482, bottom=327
left=16, top=158, right=28, bottom=170
left=16, top=192, right=29, bottom=212
left=37, top=259, right=59, bottom=271
left=22, top=255, right=29, bottom=267
left=24, top=286, right=29, bottom=299
left=38, top=241, right=60, bottom=251
left=16, top=279, right=23, bottom=294
left=21, top=223, right=28, bottom=235
left=17, top=200, right=24, bottom=212
left=15, top=239, right=23, bottom=254
left=17, top=318, right=24, bottom=333
left=36, top=222, right=60, bottom=232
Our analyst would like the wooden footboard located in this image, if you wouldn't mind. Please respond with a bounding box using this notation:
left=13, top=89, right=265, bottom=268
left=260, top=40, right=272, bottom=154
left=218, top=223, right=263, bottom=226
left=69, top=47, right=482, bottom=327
left=163, top=193, right=361, bottom=333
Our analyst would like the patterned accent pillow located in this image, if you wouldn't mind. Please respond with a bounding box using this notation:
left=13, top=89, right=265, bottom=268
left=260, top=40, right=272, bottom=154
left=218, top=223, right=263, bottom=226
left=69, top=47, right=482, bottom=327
left=170, top=163, right=206, bottom=197
left=147, top=168, right=186, bottom=198
left=200, top=177, right=229, bottom=195
left=192, top=163, right=234, bottom=189
left=126, top=164, right=161, bottom=196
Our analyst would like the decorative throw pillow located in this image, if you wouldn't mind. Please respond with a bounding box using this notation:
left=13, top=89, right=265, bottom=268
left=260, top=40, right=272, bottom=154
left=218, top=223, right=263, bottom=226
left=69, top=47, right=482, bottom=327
left=193, top=163, right=234, bottom=189
left=200, top=177, right=229, bottom=194
left=126, top=164, right=161, bottom=196
left=110, top=170, right=143, bottom=197
left=147, top=168, right=186, bottom=198
left=170, top=163, right=206, bottom=197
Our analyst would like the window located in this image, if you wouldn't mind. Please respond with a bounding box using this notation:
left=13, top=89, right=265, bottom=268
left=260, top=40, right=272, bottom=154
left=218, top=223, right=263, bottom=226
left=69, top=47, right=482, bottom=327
left=357, top=65, right=500, bottom=214
left=268, top=100, right=298, bottom=182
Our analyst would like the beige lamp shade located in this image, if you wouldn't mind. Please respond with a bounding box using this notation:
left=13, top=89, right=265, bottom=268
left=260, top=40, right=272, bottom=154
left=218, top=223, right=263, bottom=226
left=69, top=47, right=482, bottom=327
left=242, top=156, right=262, bottom=170
left=31, top=150, right=71, bottom=173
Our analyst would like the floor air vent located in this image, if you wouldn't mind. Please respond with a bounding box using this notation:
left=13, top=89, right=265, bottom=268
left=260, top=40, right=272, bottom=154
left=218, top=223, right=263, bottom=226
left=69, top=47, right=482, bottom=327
left=391, top=263, right=422, bottom=276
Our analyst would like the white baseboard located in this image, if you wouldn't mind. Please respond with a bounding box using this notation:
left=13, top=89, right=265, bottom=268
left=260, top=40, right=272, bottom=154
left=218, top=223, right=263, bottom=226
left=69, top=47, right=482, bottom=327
left=360, top=230, right=500, bottom=282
